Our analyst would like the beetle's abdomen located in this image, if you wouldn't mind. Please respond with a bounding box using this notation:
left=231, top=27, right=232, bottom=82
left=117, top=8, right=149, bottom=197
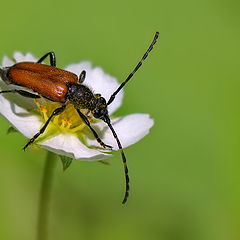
left=7, top=62, right=78, bottom=102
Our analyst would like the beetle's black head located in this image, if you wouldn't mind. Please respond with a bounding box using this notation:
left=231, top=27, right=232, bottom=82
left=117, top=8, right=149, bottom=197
left=93, top=96, right=109, bottom=122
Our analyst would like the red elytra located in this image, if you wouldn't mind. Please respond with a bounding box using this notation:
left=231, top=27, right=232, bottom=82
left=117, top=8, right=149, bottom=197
left=7, top=62, right=78, bottom=102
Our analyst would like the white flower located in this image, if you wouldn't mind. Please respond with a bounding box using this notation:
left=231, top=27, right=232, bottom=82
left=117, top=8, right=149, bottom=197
left=0, top=52, right=154, bottom=161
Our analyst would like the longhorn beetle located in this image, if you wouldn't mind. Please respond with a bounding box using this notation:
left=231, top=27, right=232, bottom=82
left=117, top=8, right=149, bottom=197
left=0, top=32, right=159, bottom=203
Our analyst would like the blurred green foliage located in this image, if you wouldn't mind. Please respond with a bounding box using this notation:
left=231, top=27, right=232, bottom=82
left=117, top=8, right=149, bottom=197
left=0, top=0, right=239, bottom=239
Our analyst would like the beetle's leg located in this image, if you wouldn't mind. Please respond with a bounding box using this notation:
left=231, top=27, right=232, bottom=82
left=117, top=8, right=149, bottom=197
left=76, top=109, right=113, bottom=149
left=23, top=105, right=66, bottom=150
left=37, top=52, right=56, bottom=67
left=78, top=70, right=86, bottom=84
left=0, top=90, right=41, bottom=98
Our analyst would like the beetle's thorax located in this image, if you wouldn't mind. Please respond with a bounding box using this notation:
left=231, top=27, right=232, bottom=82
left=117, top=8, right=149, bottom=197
left=67, top=83, right=109, bottom=120
left=67, top=83, right=97, bottom=110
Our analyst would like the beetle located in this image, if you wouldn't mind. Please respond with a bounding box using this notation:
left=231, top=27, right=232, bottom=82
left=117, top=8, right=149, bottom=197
left=0, top=32, right=159, bottom=203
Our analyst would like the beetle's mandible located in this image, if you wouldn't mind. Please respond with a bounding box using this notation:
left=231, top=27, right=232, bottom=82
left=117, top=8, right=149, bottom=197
left=0, top=32, right=159, bottom=204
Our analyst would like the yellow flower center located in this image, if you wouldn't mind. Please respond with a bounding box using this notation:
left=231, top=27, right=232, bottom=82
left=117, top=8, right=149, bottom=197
left=33, top=99, right=92, bottom=141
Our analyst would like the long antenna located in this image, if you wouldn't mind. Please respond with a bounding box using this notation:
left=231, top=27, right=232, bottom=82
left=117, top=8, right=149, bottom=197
left=104, top=117, right=129, bottom=204
left=107, top=31, right=159, bottom=105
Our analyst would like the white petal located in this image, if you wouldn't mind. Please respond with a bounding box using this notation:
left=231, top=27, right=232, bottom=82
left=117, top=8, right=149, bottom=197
left=0, top=95, right=42, bottom=138
left=13, top=52, right=37, bottom=62
left=40, top=133, right=111, bottom=161
left=2, top=56, right=14, bottom=67
left=86, top=113, right=154, bottom=150
left=0, top=56, right=40, bottom=135
left=65, top=61, right=92, bottom=75
left=25, top=52, right=38, bottom=62
left=65, top=62, right=123, bottom=115
left=0, top=79, right=38, bottom=111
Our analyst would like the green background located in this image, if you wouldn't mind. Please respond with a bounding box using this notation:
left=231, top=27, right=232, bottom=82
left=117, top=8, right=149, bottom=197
left=0, top=0, right=239, bottom=239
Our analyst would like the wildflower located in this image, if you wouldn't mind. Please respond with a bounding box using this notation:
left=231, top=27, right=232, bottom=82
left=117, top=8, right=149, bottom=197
left=0, top=52, right=154, bottom=161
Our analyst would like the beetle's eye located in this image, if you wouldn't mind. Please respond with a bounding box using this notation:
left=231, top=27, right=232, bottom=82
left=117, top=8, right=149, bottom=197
left=93, top=109, right=101, bottom=118
left=95, top=109, right=100, bottom=114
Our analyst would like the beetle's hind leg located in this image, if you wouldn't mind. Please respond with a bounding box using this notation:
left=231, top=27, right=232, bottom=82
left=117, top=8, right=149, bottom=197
left=77, top=109, right=113, bottom=150
left=23, top=104, right=66, bottom=151
left=37, top=52, right=56, bottom=67
left=0, top=89, right=41, bottom=98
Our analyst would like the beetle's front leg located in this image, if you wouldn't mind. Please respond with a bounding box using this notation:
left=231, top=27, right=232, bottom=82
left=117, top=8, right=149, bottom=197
left=23, top=105, right=66, bottom=150
left=76, top=109, right=112, bottom=150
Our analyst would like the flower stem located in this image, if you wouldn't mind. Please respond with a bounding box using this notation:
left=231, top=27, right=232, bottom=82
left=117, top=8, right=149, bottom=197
left=37, top=151, right=57, bottom=240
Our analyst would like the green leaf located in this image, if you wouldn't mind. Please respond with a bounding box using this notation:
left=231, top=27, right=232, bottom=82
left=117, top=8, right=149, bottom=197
left=59, top=155, right=73, bottom=171
left=99, top=160, right=110, bottom=165
left=6, top=126, right=18, bottom=134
